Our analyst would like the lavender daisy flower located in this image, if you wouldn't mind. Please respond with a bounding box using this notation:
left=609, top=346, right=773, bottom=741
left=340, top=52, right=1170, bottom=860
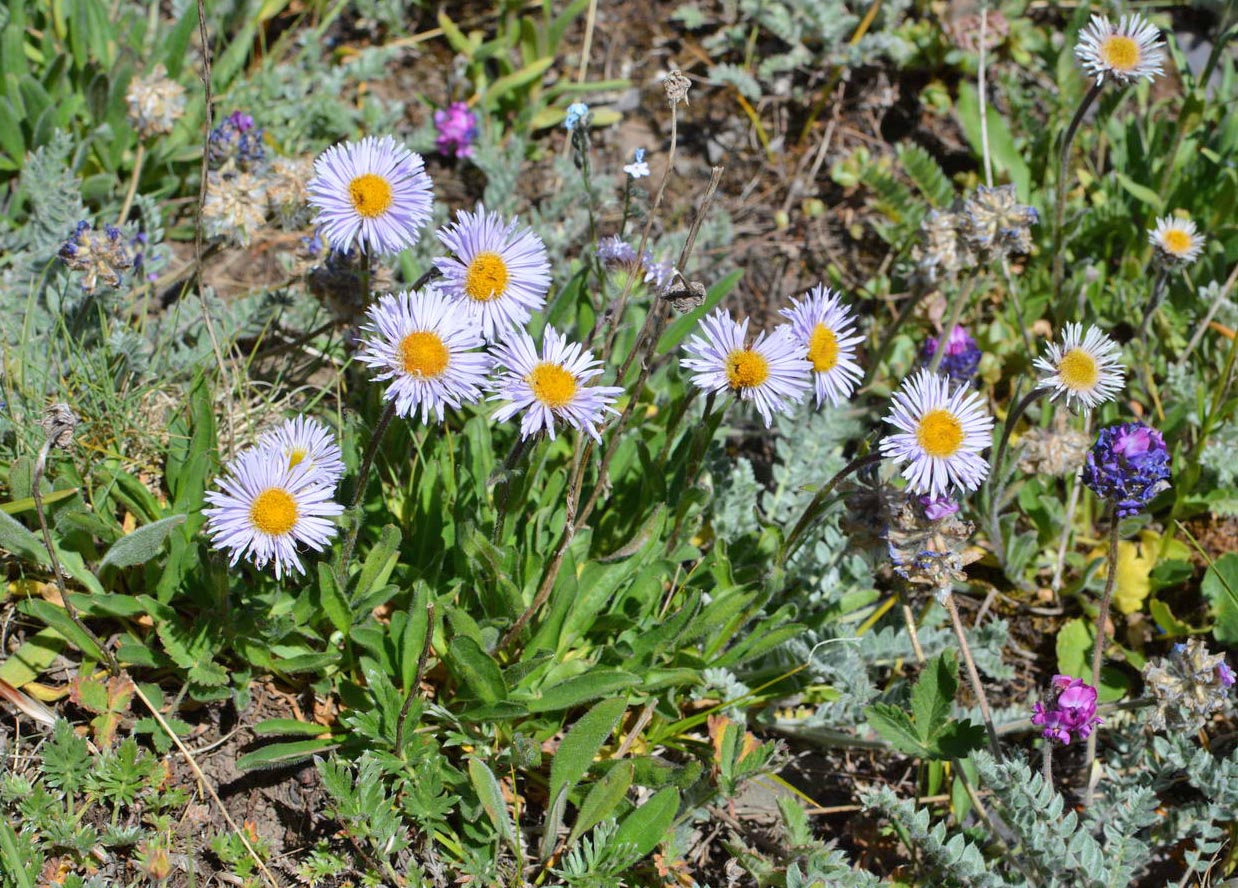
left=641, top=250, right=677, bottom=292
left=681, top=309, right=812, bottom=428
left=1082, top=422, right=1171, bottom=517
left=779, top=284, right=864, bottom=408
left=490, top=327, right=623, bottom=442
left=880, top=369, right=993, bottom=497
left=307, top=135, right=434, bottom=256
left=258, top=416, right=345, bottom=489
left=921, top=326, right=982, bottom=383
left=203, top=447, right=344, bottom=579
left=434, top=102, right=479, bottom=159
left=434, top=204, right=552, bottom=342
left=1032, top=675, right=1102, bottom=745
left=358, top=289, right=491, bottom=423
left=1034, top=322, right=1125, bottom=413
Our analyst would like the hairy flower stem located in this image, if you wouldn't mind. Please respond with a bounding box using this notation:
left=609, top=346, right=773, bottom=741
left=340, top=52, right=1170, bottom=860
left=1042, top=740, right=1054, bottom=786
left=1137, top=267, right=1170, bottom=343
left=985, top=385, right=1045, bottom=563
left=32, top=440, right=119, bottom=675
left=336, top=400, right=397, bottom=586
left=117, top=142, right=146, bottom=226
left=666, top=392, right=720, bottom=552
left=395, top=601, right=435, bottom=758
left=1083, top=513, right=1121, bottom=805
left=778, top=452, right=884, bottom=569
left=1052, top=82, right=1104, bottom=302
left=943, top=592, right=1003, bottom=762
left=926, top=277, right=976, bottom=376
left=864, top=287, right=927, bottom=389
left=492, top=435, right=533, bottom=545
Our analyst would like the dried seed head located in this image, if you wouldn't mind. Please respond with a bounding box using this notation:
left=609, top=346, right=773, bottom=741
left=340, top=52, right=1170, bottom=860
left=202, top=171, right=268, bottom=247
left=664, top=278, right=706, bottom=313
left=664, top=70, right=692, bottom=106
left=1017, top=422, right=1092, bottom=477
left=41, top=404, right=79, bottom=450
left=885, top=493, right=979, bottom=597
left=59, top=221, right=133, bottom=292
left=1143, top=638, right=1234, bottom=734
left=126, top=64, right=187, bottom=139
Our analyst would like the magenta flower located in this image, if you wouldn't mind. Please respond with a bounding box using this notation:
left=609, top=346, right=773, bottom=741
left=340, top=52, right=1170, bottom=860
left=920, top=326, right=982, bottom=382
left=919, top=494, right=960, bottom=521
left=434, top=102, right=478, bottom=159
left=1219, top=661, right=1236, bottom=688
left=1032, top=675, right=1102, bottom=745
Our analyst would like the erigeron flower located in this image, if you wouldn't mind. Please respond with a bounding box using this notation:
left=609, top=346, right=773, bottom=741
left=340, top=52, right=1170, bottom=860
left=779, top=285, right=864, bottom=408
left=126, top=64, right=187, bottom=139
left=920, top=326, right=982, bottom=383
left=258, top=417, right=345, bottom=489
left=681, top=309, right=812, bottom=428
left=624, top=148, right=651, bottom=179
left=307, top=136, right=434, bottom=256
left=1144, top=639, right=1234, bottom=733
left=1034, top=322, right=1125, bottom=412
left=58, top=222, right=133, bottom=292
left=202, top=171, right=268, bottom=247
left=1083, top=422, right=1171, bottom=517
left=358, top=289, right=491, bottom=423
left=641, top=251, right=677, bottom=292
left=1149, top=215, right=1205, bottom=268
left=596, top=235, right=638, bottom=266
left=434, top=102, right=479, bottom=159
left=1032, top=675, right=1102, bottom=745
left=880, top=369, right=993, bottom=497
left=203, top=447, right=343, bottom=579
left=490, top=326, right=623, bottom=442
left=1075, top=13, right=1165, bottom=86
left=434, top=204, right=552, bottom=343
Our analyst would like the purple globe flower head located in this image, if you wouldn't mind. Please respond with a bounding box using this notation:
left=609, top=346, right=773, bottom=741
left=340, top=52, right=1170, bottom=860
left=434, top=101, right=478, bottom=159
left=227, top=111, right=255, bottom=132
left=596, top=235, right=638, bottom=266
left=919, top=494, right=959, bottom=521
left=208, top=110, right=264, bottom=170
left=1219, top=661, right=1236, bottom=689
left=1082, top=422, right=1171, bottom=517
left=920, top=325, right=982, bottom=382
left=1032, top=674, right=1102, bottom=745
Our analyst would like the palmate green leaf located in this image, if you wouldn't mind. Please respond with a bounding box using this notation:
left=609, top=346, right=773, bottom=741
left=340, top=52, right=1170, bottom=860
left=865, top=652, right=985, bottom=760
left=1202, top=552, right=1238, bottom=644
left=99, top=514, right=186, bottom=569
left=911, top=650, right=957, bottom=737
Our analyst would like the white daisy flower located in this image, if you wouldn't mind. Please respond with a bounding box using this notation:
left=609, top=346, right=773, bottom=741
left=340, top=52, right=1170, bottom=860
left=1148, top=215, right=1205, bottom=267
left=259, top=416, right=345, bottom=489
left=358, top=288, right=492, bottom=423
left=1034, top=322, right=1126, bottom=412
left=434, top=204, right=552, bottom=343
left=490, top=327, right=623, bottom=442
left=779, top=284, right=865, bottom=408
left=307, top=135, right=434, bottom=256
left=680, top=308, right=812, bottom=428
left=880, top=369, right=994, bottom=497
left=1075, top=14, right=1164, bottom=86
left=203, top=447, right=344, bottom=579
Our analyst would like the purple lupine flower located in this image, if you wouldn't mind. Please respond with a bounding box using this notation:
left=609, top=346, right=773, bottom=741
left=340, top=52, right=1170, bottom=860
left=1082, top=422, right=1171, bottom=517
left=434, top=102, right=478, bottom=159
left=1219, top=661, right=1236, bottom=688
left=1032, top=675, right=1102, bottom=745
left=919, top=494, right=960, bottom=521
left=921, top=326, right=982, bottom=382
left=208, top=110, right=265, bottom=170
left=59, top=221, right=133, bottom=291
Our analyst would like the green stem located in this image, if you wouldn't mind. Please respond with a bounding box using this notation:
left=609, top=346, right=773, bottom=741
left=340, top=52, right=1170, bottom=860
left=779, top=452, right=883, bottom=568
left=1137, top=266, right=1170, bottom=343
left=1052, top=82, right=1104, bottom=302
left=395, top=601, right=434, bottom=758
left=1083, top=512, right=1121, bottom=806
left=336, top=400, right=397, bottom=586
left=985, top=384, right=1044, bottom=565
left=926, top=277, right=976, bottom=377
left=943, top=592, right=1003, bottom=762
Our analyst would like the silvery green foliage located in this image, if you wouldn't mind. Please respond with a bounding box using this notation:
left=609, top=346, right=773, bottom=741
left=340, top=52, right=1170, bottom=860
left=862, top=784, right=1013, bottom=888
left=552, top=819, right=640, bottom=887
left=1201, top=418, right=1238, bottom=488
left=691, top=667, right=753, bottom=719
left=0, top=131, right=86, bottom=283
left=698, top=0, right=912, bottom=100
left=787, top=854, right=882, bottom=888
left=1147, top=733, right=1238, bottom=880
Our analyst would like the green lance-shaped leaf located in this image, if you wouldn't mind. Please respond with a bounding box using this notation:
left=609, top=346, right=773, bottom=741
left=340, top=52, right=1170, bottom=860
left=99, top=514, right=186, bottom=569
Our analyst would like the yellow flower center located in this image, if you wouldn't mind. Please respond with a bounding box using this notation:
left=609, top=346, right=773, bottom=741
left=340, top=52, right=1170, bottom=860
left=348, top=173, right=394, bottom=219
left=400, top=331, right=450, bottom=378
left=464, top=252, right=509, bottom=302
left=807, top=323, right=839, bottom=372
left=1161, top=228, right=1193, bottom=256
left=527, top=362, right=578, bottom=408
left=1099, top=35, right=1140, bottom=72
left=1058, top=348, right=1099, bottom=391
left=916, top=409, right=965, bottom=458
left=249, top=488, right=299, bottom=536
left=725, top=349, right=770, bottom=390
left=287, top=448, right=308, bottom=469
